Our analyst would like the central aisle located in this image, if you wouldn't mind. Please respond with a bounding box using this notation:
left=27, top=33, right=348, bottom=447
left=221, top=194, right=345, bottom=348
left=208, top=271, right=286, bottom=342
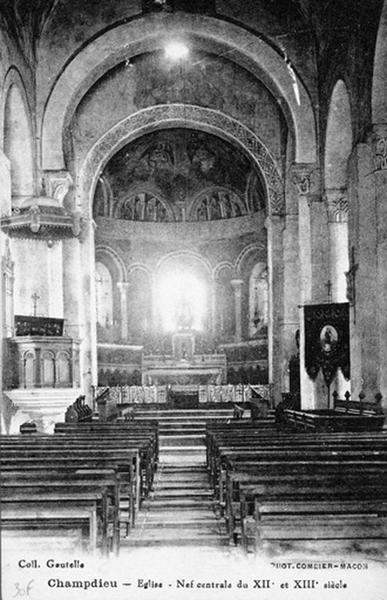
left=122, top=408, right=233, bottom=549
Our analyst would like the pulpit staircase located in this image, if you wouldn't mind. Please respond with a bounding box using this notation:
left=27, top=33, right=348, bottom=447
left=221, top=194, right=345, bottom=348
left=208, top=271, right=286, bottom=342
left=122, top=407, right=235, bottom=549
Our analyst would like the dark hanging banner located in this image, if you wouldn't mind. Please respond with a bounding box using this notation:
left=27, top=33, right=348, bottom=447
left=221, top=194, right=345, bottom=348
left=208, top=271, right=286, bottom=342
left=304, top=303, right=350, bottom=385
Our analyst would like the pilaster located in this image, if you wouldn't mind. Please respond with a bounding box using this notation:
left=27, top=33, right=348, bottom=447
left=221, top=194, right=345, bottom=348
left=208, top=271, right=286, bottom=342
left=230, top=278, right=243, bottom=342
left=325, top=188, right=349, bottom=303
left=117, top=281, right=129, bottom=340
left=265, top=215, right=285, bottom=403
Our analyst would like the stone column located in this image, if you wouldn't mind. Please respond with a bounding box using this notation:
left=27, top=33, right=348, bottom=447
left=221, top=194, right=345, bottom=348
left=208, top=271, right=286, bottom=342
left=150, top=272, right=157, bottom=334
left=291, top=164, right=319, bottom=304
left=47, top=241, right=64, bottom=317
left=0, top=152, right=12, bottom=391
left=291, top=163, right=326, bottom=409
left=265, top=215, right=285, bottom=403
left=117, top=281, right=129, bottom=340
left=230, top=278, right=243, bottom=342
left=78, top=216, right=98, bottom=404
left=373, top=124, right=387, bottom=401
left=325, top=188, right=349, bottom=302
left=324, top=188, right=350, bottom=399
left=281, top=211, right=300, bottom=393
left=281, top=169, right=301, bottom=395
left=210, top=276, right=217, bottom=336
left=62, top=238, right=82, bottom=341
left=348, top=141, right=379, bottom=400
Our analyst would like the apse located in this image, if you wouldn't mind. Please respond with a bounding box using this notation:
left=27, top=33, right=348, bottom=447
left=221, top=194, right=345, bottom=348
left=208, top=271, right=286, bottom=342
left=93, top=126, right=269, bottom=383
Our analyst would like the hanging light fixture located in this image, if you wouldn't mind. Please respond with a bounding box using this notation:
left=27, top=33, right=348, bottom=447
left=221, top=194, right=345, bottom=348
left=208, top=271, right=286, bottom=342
left=165, top=41, right=189, bottom=61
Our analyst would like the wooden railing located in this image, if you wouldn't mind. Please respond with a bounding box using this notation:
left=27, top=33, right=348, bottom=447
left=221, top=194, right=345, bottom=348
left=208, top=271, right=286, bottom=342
left=94, top=384, right=272, bottom=406
left=333, top=391, right=384, bottom=415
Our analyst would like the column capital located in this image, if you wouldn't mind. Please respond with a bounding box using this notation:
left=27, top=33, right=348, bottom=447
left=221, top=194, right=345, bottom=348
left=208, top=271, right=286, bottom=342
left=370, top=123, right=387, bottom=171
left=324, top=187, right=349, bottom=223
left=42, top=170, right=73, bottom=206
left=230, top=278, right=244, bottom=290
left=290, top=162, right=321, bottom=207
left=117, top=281, right=130, bottom=291
left=264, top=214, right=286, bottom=232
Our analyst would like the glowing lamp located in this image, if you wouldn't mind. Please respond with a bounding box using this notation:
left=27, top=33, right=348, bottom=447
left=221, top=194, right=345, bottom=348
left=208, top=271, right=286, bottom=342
left=165, top=41, right=189, bottom=61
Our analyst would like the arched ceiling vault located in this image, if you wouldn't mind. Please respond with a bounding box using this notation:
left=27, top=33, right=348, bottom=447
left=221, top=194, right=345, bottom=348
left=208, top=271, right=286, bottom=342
left=373, top=0, right=387, bottom=122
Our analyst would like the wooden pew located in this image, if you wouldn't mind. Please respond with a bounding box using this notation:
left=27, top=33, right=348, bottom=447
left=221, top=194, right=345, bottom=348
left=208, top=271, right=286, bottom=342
left=1, top=469, right=119, bottom=554
left=223, top=460, right=387, bottom=544
left=0, top=446, right=139, bottom=532
left=242, top=493, right=387, bottom=554
left=207, top=433, right=387, bottom=497
left=2, top=419, right=159, bottom=554
left=3, top=432, right=156, bottom=502
left=205, top=425, right=387, bottom=548
left=54, top=420, right=159, bottom=458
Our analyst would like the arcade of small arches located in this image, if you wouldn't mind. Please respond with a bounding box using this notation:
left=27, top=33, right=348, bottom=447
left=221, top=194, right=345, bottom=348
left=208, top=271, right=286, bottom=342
left=94, top=187, right=253, bottom=223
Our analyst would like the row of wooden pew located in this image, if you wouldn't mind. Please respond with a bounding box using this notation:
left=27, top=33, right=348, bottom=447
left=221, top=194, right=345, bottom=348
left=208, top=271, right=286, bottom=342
left=1, top=420, right=159, bottom=555
left=205, top=419, right=387, bottom=554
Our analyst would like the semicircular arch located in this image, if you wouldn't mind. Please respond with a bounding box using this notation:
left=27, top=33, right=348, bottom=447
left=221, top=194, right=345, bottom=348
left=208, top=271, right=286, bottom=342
left=235, top=242, right=267, bottom=276
left=95, top=244, right=127, bottom=282
left=1, top=67, right=35, bottom=200
left=156, top=249, right=212, bottom=278
left=324, top=79, right=353, bottom=189
left=78, top=104, right=284, bottom=218
left=213, top=261, right=234, bottom=280
left=373, top=0, right=387, bottom=123
left=127, top=263, right=153, bottom=278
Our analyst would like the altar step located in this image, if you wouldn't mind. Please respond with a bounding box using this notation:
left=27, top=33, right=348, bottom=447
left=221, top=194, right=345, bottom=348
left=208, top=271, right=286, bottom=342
left=158, top=422, right=209, bottom=430
left=159, top=434, right=204, bottom=446
left=159, top=450, right=206, bottom=465
left=132, top=408, right=236, bottom=419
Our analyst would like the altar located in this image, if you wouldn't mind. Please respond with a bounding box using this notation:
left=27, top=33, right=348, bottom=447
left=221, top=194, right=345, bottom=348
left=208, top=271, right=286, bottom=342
left=142, top=329, right=226, bottom=385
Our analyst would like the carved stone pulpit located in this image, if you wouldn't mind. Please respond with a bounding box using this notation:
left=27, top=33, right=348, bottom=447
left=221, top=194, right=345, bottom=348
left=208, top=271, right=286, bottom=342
left=8, top=315, right=80, bottom=389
